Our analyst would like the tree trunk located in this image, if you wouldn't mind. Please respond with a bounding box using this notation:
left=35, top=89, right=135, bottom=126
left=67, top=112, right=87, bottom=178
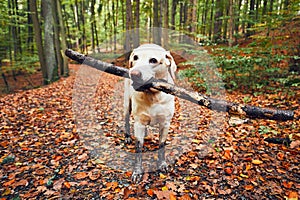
left=213, top=0, right=223, bottom=42
left=162, top=0, right=169, bottom=48
left=42, top=0, right=58, bottom=83
left=27, top=0, right=34, bottom=53
left=153, top=0, right=161, bottom=45
left=134, top=0, right=140, bottom=48
left=246, top=0, right=255, bottom=37
left=171, top=0, right=178, bottom=30
left=91, top=0, right=96, bottom=53
left=125, top=0, right=133, bottom=51
left=56, top=0, right=69, bottom=77
left=234, top=0, right=242, bottom=43
left=208, top=0, right=214, bottom=40
left=52, top=0, right=64, bottom=76
left=29, top=0, right=47, bottom=81
left=228, top=0, right=234, bottom=47
left=65, top=49, right=295, bottom=122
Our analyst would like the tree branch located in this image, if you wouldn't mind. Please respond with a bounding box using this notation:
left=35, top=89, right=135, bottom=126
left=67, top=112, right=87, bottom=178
left=65, top=49, right=294, bottom=121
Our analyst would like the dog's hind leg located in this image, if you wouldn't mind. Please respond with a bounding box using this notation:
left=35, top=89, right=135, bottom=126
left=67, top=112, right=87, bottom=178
left=157, top=122, right=170, bottom=172
left=132, top=121, right=146, bottom=183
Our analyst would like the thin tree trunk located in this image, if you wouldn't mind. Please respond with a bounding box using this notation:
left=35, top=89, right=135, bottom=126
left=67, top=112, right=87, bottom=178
left=228, top=0, right=234, bottom=47
left=27, top=0, right=34, bottom=53
left=153, top=0, right=161, bottom=45
left=56, top=0, right=69, bottom=77
left=29, top=0, right=47, bottom=81
left=208, top=0, right=214, bottom=40
left=162, top=0, right=169, bottom=48
left=125, top=0, right=133, bottom=51
left=171, top=0, right=178, bottom=30
left=246, top=0, right=255, bottom=37
left=91, top=0, right=96, bottom=53
left=213, top=0, right=223, bottom=42
left=52, top=0, right=64, bottom=76
left=134, top=0, right=140, bottom=48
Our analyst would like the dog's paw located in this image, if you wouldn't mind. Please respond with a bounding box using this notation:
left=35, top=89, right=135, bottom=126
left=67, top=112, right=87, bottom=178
left=158, top=161, right=168, bottom=172
left=124, top=136, right=133, bottom=144
left=131, top=168, right=143, bottom=183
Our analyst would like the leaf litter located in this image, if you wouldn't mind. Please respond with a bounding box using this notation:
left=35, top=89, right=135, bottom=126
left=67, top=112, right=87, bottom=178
left=0, top=64, right=299, bottom=199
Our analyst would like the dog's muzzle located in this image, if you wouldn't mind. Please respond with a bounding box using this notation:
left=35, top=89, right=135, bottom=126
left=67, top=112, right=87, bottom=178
left=129, top=70, right=156, bottom=91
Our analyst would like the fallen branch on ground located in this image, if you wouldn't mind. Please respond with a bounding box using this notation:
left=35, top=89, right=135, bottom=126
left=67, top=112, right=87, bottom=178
left=65, top=49, right=294, bottom=121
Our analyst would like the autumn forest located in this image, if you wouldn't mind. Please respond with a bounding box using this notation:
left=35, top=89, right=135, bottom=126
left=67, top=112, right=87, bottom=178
left=0, top=0, right=299, bottom=199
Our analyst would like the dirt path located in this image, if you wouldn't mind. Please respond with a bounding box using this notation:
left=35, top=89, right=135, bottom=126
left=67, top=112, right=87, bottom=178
left=0, top=64, right=299, bottom=199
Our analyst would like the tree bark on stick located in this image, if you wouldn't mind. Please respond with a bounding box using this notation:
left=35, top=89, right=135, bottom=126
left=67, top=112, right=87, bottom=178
left=65, top=49, right=294, bottom=121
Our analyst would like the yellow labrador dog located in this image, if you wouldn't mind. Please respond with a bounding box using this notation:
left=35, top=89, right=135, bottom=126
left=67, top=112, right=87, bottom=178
left=124, top=44, right=177, bottom=182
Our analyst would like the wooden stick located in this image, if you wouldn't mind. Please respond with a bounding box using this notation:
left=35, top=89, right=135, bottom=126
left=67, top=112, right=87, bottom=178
left=65, top=49, right=294, bottom=121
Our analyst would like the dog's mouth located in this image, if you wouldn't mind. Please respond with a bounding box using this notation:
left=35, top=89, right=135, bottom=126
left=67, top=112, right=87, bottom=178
left=131, top=78, right=168, bottom=91
left=131, top=78, right=156, bottom=91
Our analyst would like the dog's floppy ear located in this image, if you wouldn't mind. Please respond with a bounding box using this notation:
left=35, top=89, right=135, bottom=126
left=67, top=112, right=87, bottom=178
left=128, top=51, right=134, bottom=68
left=165, top=51, right=177, bottom=81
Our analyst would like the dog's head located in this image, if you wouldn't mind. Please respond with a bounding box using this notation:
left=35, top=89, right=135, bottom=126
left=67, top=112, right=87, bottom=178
left=128, top=44, right=177, bottom=91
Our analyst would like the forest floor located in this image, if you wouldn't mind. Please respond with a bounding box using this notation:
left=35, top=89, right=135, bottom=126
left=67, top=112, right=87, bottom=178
left=0, top=57, right=299, bottom=199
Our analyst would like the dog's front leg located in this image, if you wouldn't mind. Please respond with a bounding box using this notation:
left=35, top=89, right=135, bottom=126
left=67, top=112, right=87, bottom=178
left=132, top=121, right=145, bottom=182
left=158, top=122, right=170, bottom=172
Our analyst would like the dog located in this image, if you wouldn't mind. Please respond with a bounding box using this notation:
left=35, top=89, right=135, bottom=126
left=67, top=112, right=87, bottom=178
left=124, top=44, right=177, bottom=182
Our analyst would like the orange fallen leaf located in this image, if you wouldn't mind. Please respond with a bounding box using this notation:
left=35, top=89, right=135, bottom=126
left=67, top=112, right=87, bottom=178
left=283, top=181, right=293, bottom=189
left=170, top=193, right=177, bottom=200
left=3, top=179, right=15, bottom=187
left=223, top=150, right=232, bottom=160
left=13, top=179, right=28, bottom=188
left=74, top=172, right=88, bottom=180
left=88, top=169, right=100, bottom=180
left=244, top=185, right=254, bottom=190
left=287, top=191, right=298, bottom=200
left=179, top=193, right=192, bottom=200
left=224, top=167, right=233, bottom=175
left=64, top=182, right=71, bottom=189
left=147, top=189, right=154, bottom=197
left=252, top=159, right=263, bottom=165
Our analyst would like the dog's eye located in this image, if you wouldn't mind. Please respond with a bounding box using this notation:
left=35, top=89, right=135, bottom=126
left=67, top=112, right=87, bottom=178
left=149, top=58, right=158, bottom=64
left=133, top=55, right=138, bottom=61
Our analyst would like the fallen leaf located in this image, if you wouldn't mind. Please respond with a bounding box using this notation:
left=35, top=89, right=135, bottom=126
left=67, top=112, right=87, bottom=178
left=74, top=172, right=88, bottom=180
left=290, top=140, right=300, bottom=149
left=53, top=178, right=65, bottom=191
left=124, top=187, right=133, bottom=199
left=147, top=189, right=154, bottom=197
left=162, top=186, right=168, bottom=191
left=170, top=193, right=177, bottom=200
left=179, top=193, right=192, bottom=200
left=287, top=191, right=298, bottom=200
left=63, top=182, right=71, bottom=189
left=283, top=181, right=293, bottom=189
left=13, top=179, right=28, bottom=188
left=244, top=185, right=254, bottom=190
left=252, top=159, right=263, bottom=165
left=88, top=169, right=101, bottom=180
left=160, top=173, right=167, bottom=179
left=3, top=179, right=15, bottom=187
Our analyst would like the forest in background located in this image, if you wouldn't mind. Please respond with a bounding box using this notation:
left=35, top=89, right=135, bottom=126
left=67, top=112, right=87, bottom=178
left=0, top=0, right=299, bottom=92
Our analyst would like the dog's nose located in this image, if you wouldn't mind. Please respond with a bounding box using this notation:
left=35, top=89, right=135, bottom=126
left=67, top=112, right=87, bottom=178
left=130, top=70, right=142, bottom=81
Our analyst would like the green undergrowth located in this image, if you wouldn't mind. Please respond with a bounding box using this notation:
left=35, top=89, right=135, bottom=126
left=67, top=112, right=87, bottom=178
left=179, top=38, right=299, bottom=96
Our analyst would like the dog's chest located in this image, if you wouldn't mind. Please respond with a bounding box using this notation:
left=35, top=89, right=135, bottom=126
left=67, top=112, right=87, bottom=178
left=132, top=91, right=174, bottom=125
